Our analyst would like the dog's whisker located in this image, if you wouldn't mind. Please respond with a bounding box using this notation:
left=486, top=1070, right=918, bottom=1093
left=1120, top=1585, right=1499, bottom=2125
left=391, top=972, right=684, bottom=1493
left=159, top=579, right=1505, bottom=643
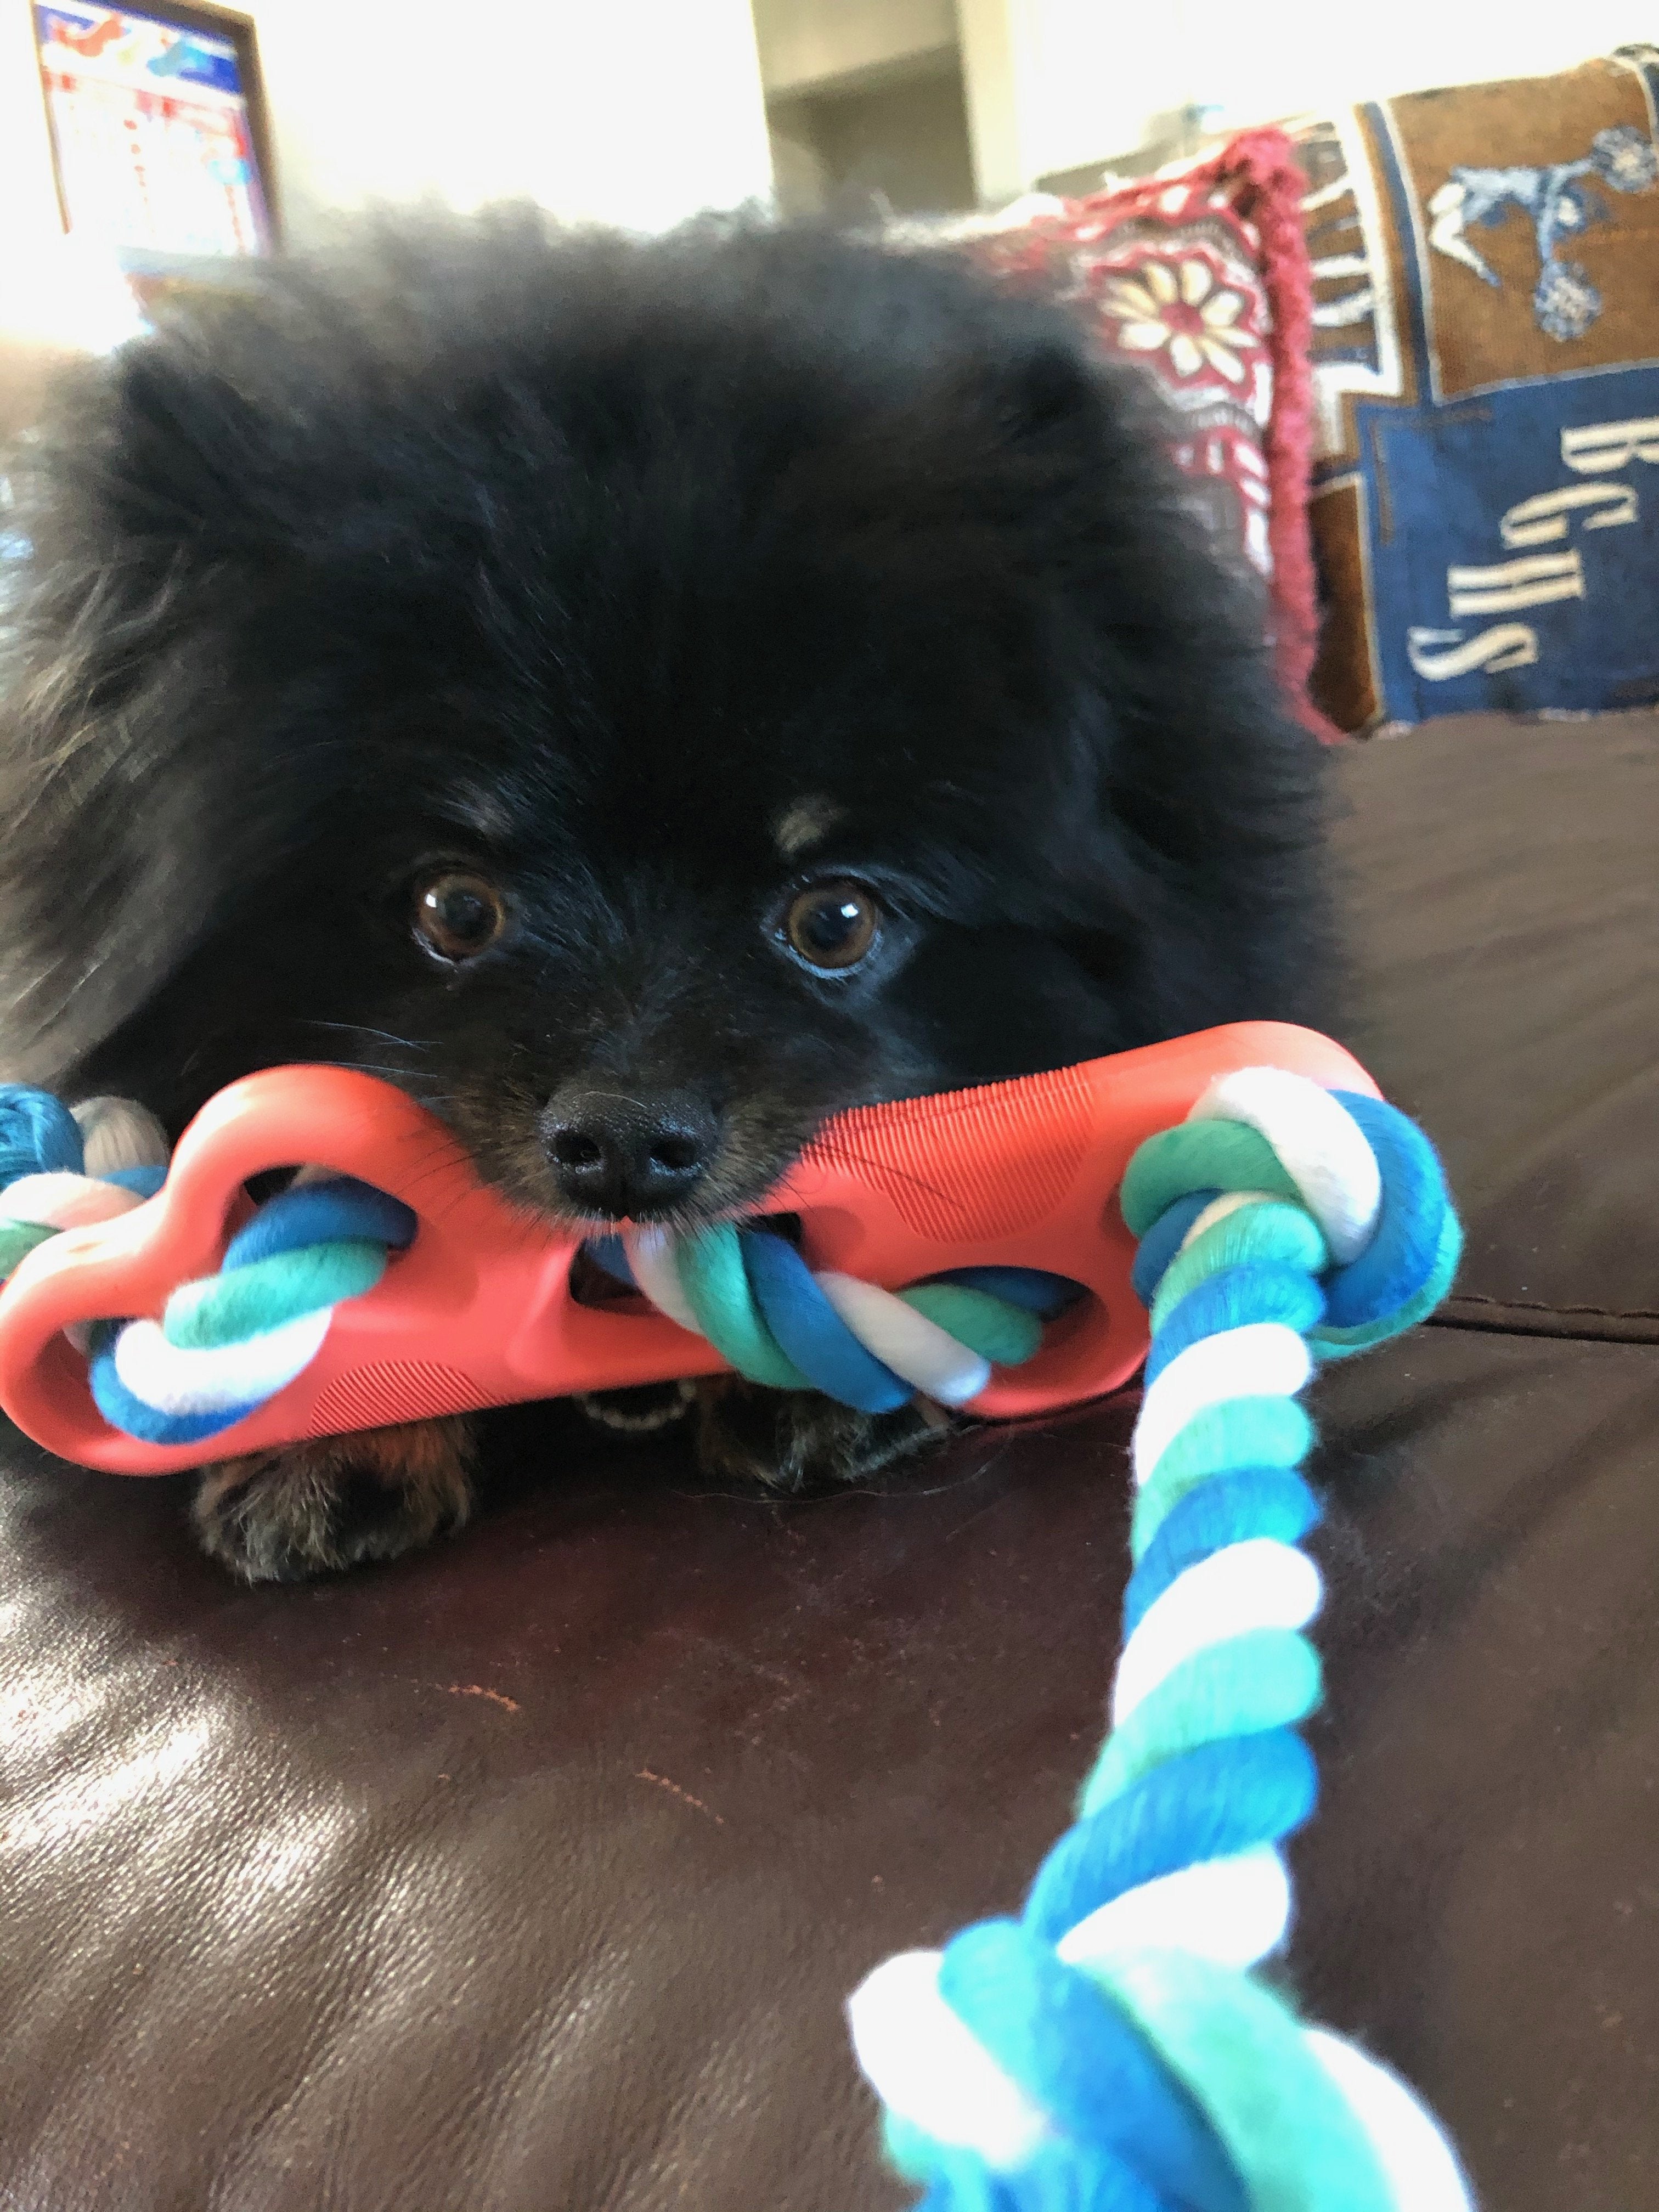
left=324, top=1059, right=445, bottom=1081
left=299, top=1020, right=433, bottom=1054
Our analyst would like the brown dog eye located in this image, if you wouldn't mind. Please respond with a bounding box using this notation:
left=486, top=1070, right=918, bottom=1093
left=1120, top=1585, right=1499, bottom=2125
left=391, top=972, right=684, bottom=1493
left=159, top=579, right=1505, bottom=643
left=413, top=871, right=507, bottom=961
left=783, top=881, right=880, bottom=972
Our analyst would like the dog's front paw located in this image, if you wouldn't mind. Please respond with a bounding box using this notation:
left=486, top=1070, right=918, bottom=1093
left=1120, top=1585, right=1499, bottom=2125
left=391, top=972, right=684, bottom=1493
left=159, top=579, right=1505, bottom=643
left=692, top=1378, right=953, bottom=1492
left=191, top=1415, right=476, bottom=1583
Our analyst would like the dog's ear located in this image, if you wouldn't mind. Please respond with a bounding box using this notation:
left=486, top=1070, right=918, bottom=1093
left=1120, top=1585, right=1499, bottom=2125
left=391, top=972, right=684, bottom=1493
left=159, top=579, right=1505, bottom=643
left=0, top=331, right=274, bottom=1088
left=97, top=340, right=263, bottom=554
left=43, top=315, right=297, bottom=578
left=1000, top=333, right=1102, bottom=442
left=966, top=317, right=1331, bottom=1036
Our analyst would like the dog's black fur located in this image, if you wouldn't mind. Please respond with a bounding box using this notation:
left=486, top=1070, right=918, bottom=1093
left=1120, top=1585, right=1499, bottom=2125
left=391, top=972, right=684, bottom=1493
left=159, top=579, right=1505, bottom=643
left=0, top=210, right=1326, bottom=1579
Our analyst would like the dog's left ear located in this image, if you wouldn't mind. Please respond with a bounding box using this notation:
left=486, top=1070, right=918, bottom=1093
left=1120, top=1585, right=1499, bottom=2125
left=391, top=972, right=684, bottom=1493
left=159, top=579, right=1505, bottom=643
left=981, top=325, right=1177, bottom=554
left=1002, top=334, right=1099, bottom=440
left=975, top=318, right=1332, bottom=1035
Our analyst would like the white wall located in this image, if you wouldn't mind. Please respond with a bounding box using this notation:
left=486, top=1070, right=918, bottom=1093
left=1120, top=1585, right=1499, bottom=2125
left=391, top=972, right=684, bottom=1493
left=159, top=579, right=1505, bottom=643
left=991, top=0, right=1183, bottom=189
left=253, top=0, right=774, bottom=242
left=1181, top=3, right=1655, bottom=143
left=962, top=0, right=1655, bottom=198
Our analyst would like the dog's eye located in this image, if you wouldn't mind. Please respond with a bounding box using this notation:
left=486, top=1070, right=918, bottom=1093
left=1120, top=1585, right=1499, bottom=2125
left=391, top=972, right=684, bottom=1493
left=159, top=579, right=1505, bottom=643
left=782, top=881, right=880, bottom=973
left=413, top=871, right=507, bottom=962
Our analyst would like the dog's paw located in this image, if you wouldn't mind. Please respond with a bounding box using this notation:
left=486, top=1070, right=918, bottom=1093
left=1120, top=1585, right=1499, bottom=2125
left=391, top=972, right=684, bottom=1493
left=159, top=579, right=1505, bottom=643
left=191, top=1415, right=476, bottom=1583
left=692, top=1377, right=953, bottom=1491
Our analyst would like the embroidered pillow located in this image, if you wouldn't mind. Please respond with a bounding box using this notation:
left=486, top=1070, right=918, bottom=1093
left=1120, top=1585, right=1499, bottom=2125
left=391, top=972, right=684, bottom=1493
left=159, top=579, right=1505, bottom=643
left=972, top=131, right=1335, bottom=739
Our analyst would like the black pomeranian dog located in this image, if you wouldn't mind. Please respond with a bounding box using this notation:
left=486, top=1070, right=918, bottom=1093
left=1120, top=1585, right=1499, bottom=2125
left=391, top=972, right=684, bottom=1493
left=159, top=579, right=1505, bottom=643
left=0, top=210, right=1325, bottom=1581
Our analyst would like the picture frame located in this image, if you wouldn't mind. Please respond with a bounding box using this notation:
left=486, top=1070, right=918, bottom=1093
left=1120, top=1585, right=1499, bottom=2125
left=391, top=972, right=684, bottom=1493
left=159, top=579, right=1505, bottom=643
left=33, top=2, right=279, bottom=269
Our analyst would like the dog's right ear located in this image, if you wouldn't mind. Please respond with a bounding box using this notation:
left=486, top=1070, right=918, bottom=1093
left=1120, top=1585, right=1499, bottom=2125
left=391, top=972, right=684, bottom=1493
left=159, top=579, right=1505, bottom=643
left=0, top=326, right=279, bottom=1091
left=42, top=320, right=283, bottom=575
left=100, top=341, right=259, bottom=550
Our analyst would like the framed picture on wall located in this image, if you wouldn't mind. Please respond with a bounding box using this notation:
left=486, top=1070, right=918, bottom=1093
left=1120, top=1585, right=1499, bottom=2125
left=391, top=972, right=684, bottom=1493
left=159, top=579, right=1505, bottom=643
left=33, top=2, right=277, bottom=264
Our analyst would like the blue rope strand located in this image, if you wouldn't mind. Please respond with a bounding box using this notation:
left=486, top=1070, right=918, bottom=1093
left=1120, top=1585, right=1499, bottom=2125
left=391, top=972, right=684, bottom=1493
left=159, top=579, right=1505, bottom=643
left=740, top=1228, right=914, bottom=1413
left=582, top=1227, right=1076, bottom=1415
left=851, top=1088, right=1466, bottom=2212
left=1130, top=1192, right=1218, bottom=1308
left=941, top=1920, right=1248, bottom=2212
left=104, top=1164, right=168, bottom=1198
left=88, top=1350, right=262, bottom=1444
left=1142, top=1264, right=1325, bottom=1385
left=1122, top=1469, right=1323, bottom=1634
left=1318, top=1094, right=1448, bottom=1330
left=0, top=1085, right=83, bottom=1184
left=221, top=1178, right=417, bottom=1271
left=1021, top=1730, right=1320, bottom=1944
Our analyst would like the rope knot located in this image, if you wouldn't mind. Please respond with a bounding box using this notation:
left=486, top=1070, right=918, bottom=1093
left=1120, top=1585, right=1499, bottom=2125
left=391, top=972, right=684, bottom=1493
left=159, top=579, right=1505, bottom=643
left=1121, top=1070, right=1462, bottom=1357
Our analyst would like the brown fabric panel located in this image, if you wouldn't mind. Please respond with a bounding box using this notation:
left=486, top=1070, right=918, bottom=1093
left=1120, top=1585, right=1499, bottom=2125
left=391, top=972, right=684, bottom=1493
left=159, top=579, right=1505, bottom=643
left=1387, top=59, right=1659, bottom=398
left=1310, top=477, right=1381, bottom=730
left=1333, top=707, right=1659, bottom=1325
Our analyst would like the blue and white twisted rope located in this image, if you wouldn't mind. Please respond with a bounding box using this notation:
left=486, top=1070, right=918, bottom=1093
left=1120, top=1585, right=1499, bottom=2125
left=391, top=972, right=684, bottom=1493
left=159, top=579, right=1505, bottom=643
left=845, top=1068, right=1471, bottom=2212
left=0, top=1087, right=1066, bottom=1445
left=586, top=1225, right=1075, bottom=1409
left=0, top=1086, right=417, bottom=1445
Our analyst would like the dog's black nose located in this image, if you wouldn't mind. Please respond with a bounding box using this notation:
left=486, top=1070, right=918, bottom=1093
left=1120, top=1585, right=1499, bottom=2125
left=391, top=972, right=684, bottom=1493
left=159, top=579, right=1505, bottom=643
left=539, top=1087, right=718, bottom=1217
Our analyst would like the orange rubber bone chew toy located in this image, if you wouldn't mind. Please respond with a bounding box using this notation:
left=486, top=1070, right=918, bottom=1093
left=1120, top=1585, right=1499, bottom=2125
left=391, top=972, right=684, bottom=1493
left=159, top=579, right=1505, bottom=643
left=0, top=1023, right=1370, bottom=1475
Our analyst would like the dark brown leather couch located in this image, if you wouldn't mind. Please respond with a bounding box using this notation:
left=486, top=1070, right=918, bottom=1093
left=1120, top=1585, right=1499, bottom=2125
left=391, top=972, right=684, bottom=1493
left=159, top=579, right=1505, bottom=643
left=2, top=710, right=1655, bottom=2210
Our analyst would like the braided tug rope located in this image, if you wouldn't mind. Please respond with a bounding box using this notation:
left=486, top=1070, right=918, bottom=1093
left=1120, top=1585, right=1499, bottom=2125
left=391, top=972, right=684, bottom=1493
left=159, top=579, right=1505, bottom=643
left=847, top=1071, right=1469, bottom=2211
left=0, top=1063, right=1469, bottom=2206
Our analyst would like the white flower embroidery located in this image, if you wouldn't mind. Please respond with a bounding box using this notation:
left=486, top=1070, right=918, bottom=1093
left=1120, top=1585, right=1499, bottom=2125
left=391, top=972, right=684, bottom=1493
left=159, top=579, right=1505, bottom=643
left=1533, top=258, right=1602, bottom=342
left=1103, top=256, right=1253, bottom=383
left=1593, top=124, right=1659, bottom=194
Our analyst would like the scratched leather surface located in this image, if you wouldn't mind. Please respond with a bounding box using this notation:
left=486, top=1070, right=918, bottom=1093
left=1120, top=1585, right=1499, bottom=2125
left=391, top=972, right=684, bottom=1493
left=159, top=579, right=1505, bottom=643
left=1, top=710, right=1655, bottom=2210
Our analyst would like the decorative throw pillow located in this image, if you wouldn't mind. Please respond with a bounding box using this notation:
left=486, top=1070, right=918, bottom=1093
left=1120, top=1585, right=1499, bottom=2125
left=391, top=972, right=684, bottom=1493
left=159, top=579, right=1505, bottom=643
left=1295, top=44, right=1659, bottom=730
left=970, top=131, right=1336, bottom=740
